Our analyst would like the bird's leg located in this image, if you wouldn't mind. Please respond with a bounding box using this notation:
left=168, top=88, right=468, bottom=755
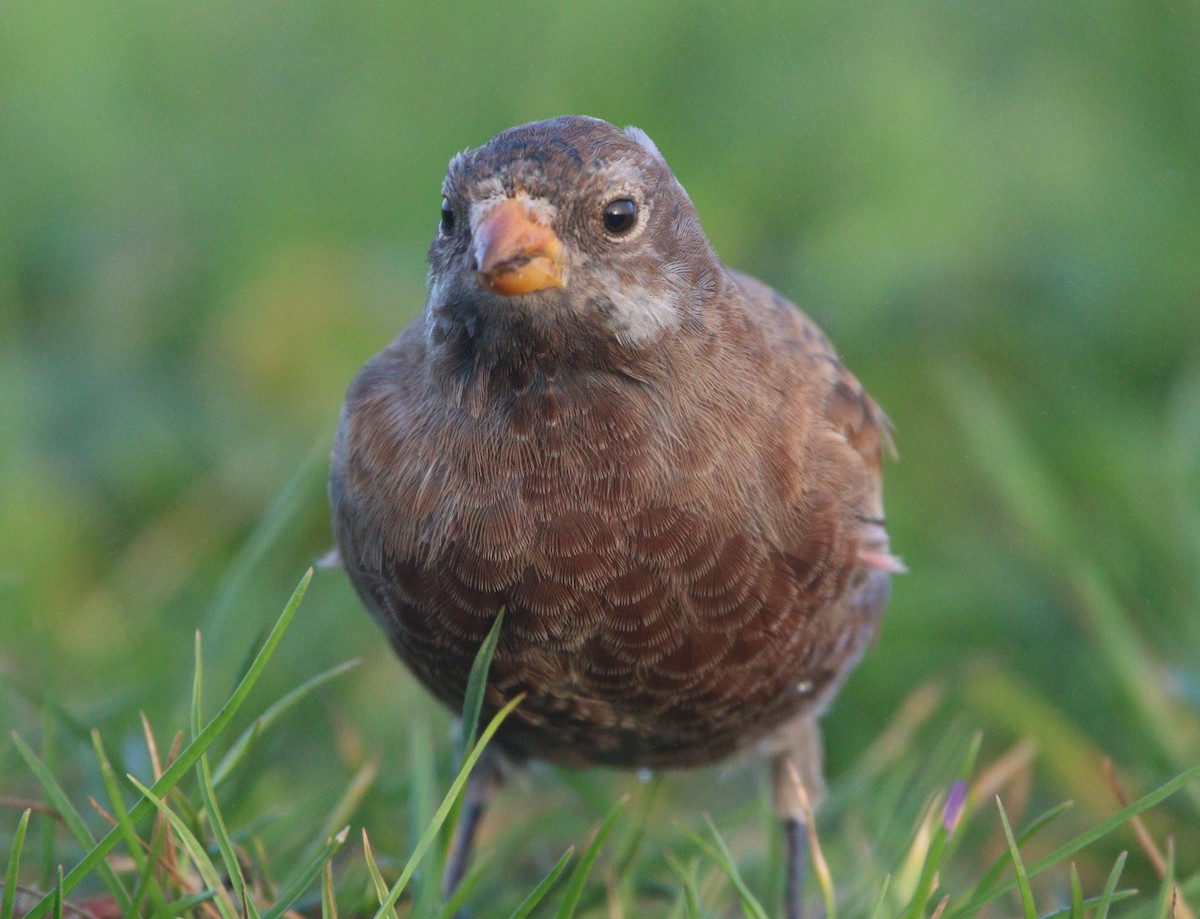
left=782, top=814, right=809, bottom=919
left=772, top=714, right=826, bottom=919
left=442, top=745, right=502, bottom=902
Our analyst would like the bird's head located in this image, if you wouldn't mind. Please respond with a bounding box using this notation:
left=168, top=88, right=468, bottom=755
left=427, top=116, right=718, bottom=348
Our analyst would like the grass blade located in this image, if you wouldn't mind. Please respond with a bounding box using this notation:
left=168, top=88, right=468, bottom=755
left=900, top=790, right=956, bottom=919
left=89, top=731, right=142, bottom=869
left=1095, top=851, right=1128, bottom=919
left=679, top=816, right=771, bottom=919
left=1068, top=863, right=1084, bottom=919
left=611, top=774, right=662, bottom=880
left=866, top=874, right=892, bottom=919
left=995, top=796, right=1037, bottom=919
left=555, top=795, right=629, bottom=919
left=261, top=826, right=349, bottom=919
left=946, top=765, right=1199, bottom=919
left=460, top=607, right=506, bottom=763
left=664, top=853, right=701, bottom=919
left=1150, top=841, right=1176, bottom=919
left=191, top=631, right=254, bottom=916
left=373, top=693, right=524, bottom=918
left=50, top=867, right=61, bottom=919
left=126, top=774, right=240, bottom=919
left=1040, top=889, right=1138, bottom=919
left=89, top=730, right=171, bottom=916
left=503, top=846, right=574, bottom=919
left=19, top=567, right=313, bottom=919
left=965, top=799, right=1075, bottom=903
left=2, top=808, right=31, bottom=919
left=9, top=734, right=132, bottom=915
left=199, top=751, right=253, bottom=916
left=163, top=890, right=221, bottom=914
left=321, top=860, right=338, bottom=919
left=361, top=830, right=398, bottom=919
left=443, top=618, right=506, bottom=896
left=936, top=733, right=980, bottom=869
left=36, top=705, right=56, bottom=891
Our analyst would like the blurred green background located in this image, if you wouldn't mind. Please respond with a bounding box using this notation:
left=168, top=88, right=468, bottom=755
left=2, top=0, right=1198, bottom=908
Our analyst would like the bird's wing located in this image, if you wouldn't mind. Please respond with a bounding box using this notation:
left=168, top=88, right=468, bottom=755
left=727, top=268, right=901, bottom=572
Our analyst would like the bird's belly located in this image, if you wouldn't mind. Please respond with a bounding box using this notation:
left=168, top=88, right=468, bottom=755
left=365, top=499, right=852, bottom=770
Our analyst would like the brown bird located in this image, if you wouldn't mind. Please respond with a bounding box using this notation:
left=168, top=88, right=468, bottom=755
left=330, top=115, right=899, bottom=918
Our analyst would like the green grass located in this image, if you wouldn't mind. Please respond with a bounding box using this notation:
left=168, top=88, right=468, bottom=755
left=2, top=2, right=1199, bottom=916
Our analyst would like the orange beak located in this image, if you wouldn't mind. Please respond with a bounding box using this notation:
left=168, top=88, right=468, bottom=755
left=473, top=197, right=565, bottom=296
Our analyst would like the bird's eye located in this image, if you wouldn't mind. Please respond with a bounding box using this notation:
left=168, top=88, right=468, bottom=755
left=602, top=198, right=638, bottom=236
left=440, top=197, right=455, bottom=233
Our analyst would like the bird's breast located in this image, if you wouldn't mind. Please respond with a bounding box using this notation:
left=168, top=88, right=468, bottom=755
left=335, top=365, right=866, bottom=768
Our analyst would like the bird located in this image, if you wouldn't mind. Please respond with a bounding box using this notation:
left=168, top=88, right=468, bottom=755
left=329, top=115, right=900, bottom=918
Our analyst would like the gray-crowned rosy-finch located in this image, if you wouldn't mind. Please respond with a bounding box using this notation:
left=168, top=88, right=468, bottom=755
left=330, top=115, right=900, bottom=918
